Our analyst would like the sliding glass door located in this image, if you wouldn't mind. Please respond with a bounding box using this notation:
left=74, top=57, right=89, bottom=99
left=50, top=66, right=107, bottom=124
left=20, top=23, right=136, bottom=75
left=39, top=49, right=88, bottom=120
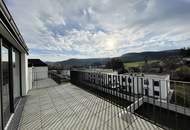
left=12, top=49, right=21, bottom=106
left=0, top=39, right=21, bottom=129
left=2, top=45, right=11, bottom=127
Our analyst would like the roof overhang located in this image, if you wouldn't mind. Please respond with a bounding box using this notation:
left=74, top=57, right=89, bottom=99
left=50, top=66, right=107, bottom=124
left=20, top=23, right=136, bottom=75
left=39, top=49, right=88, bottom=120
left=0, top=19, right=28, bottom=54
left=0, top=0, right=28, bottom=54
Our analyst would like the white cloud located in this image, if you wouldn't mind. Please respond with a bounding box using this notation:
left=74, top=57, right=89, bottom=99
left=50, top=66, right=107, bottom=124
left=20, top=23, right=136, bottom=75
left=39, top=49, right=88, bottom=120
left=5, top=0, right=190, bottom=61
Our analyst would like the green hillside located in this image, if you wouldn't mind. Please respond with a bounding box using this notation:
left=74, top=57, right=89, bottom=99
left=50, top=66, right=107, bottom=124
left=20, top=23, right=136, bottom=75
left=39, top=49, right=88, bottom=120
left=124, top=60, right=158, bottom=69
left=47, top=49, right=180, bottom=67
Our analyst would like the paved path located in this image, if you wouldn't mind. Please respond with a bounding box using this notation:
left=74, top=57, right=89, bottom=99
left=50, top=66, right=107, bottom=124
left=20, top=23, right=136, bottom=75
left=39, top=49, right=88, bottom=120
left=18, top=83, right=163, bottom=130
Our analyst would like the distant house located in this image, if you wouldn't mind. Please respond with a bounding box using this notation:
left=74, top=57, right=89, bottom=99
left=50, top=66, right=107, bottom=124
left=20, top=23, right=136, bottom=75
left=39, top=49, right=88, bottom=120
left=28, top=59, right=48, bottom=88
left=124, top=73, right=171, bottom=101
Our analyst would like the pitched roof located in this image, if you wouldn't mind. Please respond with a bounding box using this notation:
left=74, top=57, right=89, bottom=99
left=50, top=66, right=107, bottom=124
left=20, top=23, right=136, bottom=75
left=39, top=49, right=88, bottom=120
left=28, top=59, right=47, bottom=67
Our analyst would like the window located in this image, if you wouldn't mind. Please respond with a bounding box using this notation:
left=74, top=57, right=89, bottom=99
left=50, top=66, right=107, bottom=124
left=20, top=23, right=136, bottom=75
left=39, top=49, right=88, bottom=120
left=153, top=80, right=160, bottom=86
left=129, top=86, right=132, bottom=93
left=154, top=91, right=160, bottom=96
left=144, top=79, right=149, bottom=85
left=2, top=45, right=11, bottom=127
left=1, top=40, right=22, bottom=128
left=144, top=88, right=148, bottom=96
left=128, top=77, right=132, bottom=83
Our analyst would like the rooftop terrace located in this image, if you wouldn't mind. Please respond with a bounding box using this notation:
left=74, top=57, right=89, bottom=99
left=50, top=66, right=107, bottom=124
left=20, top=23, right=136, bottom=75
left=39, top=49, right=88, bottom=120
left=18, top=82, right=162, bottom=130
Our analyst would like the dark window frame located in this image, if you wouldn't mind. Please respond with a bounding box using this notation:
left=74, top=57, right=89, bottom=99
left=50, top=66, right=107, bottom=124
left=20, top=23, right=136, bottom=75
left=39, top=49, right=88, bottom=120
left=0, top=36, right=22, bottom=128
left=144, top=79, right=149, bottom=85
left=153, top=80, right=160, bottom=86
left=144, top=88, right=149, bottom=96
left=1, top=41, right=12, bottom=128
left=154, top=91, right=160, bottom=96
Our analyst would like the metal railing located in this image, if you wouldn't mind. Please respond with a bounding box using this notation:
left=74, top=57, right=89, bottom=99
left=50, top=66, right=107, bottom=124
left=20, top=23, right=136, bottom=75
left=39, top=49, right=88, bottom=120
left=70, top=69, right=190, bottom=130
left=28, top=70, right=71, bottom=89
left=28, top=71, right=60, bottom=89
left=48, top=71, right=70, bottom=84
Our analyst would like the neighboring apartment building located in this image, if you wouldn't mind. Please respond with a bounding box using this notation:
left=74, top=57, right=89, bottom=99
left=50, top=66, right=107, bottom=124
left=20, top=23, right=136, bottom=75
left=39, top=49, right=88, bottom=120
left=124, top=73, right=171, bottom=100
left=82, top=69, right=171, bottom=101
left=0, top=1, right=29, bottom=129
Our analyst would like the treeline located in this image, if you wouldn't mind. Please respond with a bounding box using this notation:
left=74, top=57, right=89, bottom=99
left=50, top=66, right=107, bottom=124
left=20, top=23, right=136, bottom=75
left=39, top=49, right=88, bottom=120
left=180, top=47, right=190, bottom=57
left=105, top=58, right=126, bottom=74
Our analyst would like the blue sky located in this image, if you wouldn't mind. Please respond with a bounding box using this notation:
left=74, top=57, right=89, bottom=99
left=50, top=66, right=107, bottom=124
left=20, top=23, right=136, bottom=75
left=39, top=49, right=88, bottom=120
left=5, top=0, right=190, bottom=61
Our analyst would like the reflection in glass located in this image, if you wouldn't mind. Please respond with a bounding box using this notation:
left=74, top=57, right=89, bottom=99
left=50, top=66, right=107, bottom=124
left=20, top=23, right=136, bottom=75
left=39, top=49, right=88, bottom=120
left=13, top=49, right=21, bottom=105
left=2, top=45, right=11, bottom=127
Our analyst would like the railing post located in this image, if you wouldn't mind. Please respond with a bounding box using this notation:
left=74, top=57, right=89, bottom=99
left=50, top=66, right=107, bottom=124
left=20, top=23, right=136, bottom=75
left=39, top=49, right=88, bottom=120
left=116, top=75, right=119, bottom=102
left=159, top=80, right=161, bottom=125
left=166, top=80, right=169, bottom=127
left=125, top=76, right=128, bottom=110
left=174, top=81, right=178, bottom=129
left=128, top=76, right=131, bottom=112
left=152, top=79, right=156, bottom=124
left=137, top=77, right=139, bottom=109
left=121, top=75, right=125, bottom=101
left=141, top=77, right=144, bottom=114
left=183, top=83, right=186, bottom=112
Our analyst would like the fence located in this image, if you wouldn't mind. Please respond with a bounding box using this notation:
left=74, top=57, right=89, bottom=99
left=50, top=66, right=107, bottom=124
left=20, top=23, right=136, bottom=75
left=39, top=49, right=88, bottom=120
left=70, top=69, right=190, bottom=130
left=48, top=71, right=70, bottom=84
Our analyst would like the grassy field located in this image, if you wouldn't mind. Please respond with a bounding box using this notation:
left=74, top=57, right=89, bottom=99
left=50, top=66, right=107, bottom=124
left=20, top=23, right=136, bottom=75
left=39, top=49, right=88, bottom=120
left=123, top=60, right=190, bottom=108
left=171, top=83, right=190, bottom=108
left=124, top=60, right=158, bottom=69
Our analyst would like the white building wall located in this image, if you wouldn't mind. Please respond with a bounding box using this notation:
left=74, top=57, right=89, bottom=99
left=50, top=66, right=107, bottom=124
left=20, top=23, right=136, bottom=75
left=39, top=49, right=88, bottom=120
left=141, top=74, right=170, bottom=100
left=83, top=71, right=170, bottom=100
left=28, top=66, right=48, bottom=90
left=32, top=67, right=48, bottom=80
left=21, top=53, right=29, bottom=96
left=119, top=74, right=170, bottom=100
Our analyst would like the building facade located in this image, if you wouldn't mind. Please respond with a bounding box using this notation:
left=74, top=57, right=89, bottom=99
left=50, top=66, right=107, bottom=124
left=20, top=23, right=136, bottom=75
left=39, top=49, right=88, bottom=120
left=124, top=73, right=171, bottom=100
left=0, top=1, right=28, bottom=129
left=81, top=69, right=171, bottom=101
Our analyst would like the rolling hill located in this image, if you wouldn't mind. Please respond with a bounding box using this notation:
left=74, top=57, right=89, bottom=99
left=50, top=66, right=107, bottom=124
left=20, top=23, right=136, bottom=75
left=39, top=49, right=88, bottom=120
left=47, top=49, right=181, bottom=67
left=120, top=49, right=180, bottom=62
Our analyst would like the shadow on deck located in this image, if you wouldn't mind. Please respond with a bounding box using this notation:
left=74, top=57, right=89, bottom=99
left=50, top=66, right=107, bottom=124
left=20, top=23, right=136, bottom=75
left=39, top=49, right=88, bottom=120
left=18, top=81, right=163, bottom=130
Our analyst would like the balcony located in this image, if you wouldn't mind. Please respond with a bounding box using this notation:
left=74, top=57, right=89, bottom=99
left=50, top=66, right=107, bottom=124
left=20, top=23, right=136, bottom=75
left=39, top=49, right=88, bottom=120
left=18, top=82, right=162, bottom=130
left=16, top=70, right=190, bottom=130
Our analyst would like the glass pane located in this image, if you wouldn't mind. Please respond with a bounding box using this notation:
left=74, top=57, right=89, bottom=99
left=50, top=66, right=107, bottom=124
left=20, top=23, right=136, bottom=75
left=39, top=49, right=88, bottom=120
left=2, top=45, right=11, bottom=127
left=13, top=49, right=21, bottom=105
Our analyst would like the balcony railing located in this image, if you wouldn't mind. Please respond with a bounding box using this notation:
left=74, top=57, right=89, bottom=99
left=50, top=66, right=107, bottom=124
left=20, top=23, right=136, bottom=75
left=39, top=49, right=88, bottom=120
left=48, top=71, right=70, bottom=84
left=70, top=69, right=190, bottom=130
left=28, top=70, right=70, bottom=89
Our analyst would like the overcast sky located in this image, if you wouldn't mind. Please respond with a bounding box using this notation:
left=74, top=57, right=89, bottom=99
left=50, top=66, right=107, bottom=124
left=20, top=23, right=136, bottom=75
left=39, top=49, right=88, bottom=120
left=5, top=0, right=190, bottom=61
